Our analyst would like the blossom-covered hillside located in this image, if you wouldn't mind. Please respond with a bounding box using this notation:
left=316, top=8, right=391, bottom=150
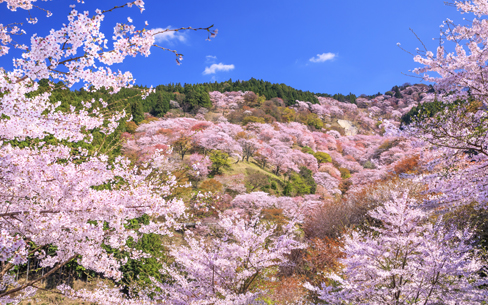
left=125, top=83, right=427, bottom=200
left=4, top=0, right=488, bottom=302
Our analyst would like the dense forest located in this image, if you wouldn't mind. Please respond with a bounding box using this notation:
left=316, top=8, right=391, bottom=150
left=155, top=78, right=320, bottom=106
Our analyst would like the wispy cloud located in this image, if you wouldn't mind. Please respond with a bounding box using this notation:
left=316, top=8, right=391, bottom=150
left=309, top=52, right=336, bottom=63
left=203, top=63, right=235, bottom=75
left=206, top=55, right=217, bottom=62
left=152, top=26, right=186, bottom=44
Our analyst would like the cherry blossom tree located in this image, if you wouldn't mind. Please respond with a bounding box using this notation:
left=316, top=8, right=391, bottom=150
left=186, top=153, right=212, bottom=179
left=313, top=172, right=341, bottom=196
left=268, top=147, right=298, bottom=176
left=254, top=143, right=275, bottom=169
left=154, top=212, right=305, bottom=304
left=289, top=149, right=319, bottom=173
left=193, top=124, right=243, bottom=158
left=307, top=192, right=488, bottom=304
left=231, top=191, right=322, bottom=221
left=403, top=0, right=488, bottom=210
left=0, top=0, right=216, bottom=303
left=238, top=137, right=260, bottom=162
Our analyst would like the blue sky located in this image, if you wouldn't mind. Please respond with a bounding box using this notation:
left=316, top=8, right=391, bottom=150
left=1, top=0, right=461, bottom=95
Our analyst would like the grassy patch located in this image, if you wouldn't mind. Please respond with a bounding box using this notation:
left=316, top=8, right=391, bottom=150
left=225, top=158, right=280, bottom=179
left=224, top=158, right=285, bottom=194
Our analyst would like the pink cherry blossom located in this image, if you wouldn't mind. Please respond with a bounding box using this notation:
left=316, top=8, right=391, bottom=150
left=307, top=192, right=488, bottom=304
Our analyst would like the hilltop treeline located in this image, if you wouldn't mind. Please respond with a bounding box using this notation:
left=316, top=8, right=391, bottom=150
left=42, top=78, right=324, bottom=122
left=156, top=78, right=320, bottom=106
left=42, top=78, right=407, bottom=126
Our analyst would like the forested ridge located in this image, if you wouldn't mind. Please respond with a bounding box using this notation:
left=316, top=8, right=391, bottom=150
left=42, top=77, right=386, bottom=126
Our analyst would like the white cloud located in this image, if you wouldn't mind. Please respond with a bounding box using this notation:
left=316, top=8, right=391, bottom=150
left=309, top=52, right=336, bottom=63
left=206, top=55, right=217, bottom=61
left=152, top=27, right=186, bottom=44
left=203, top=63, right=235, bottom=75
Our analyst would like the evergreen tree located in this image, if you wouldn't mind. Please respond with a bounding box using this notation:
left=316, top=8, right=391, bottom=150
left=151, top=92, right=171, bottom=117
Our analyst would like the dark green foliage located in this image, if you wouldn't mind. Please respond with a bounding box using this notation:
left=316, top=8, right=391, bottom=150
left=150, top=91, right=171, bottom=117
left=151, top=78, right=318, bottom=106
left=365, top=92, right=382, bottom=99
left=181, top=86, right=211, bottom=112
left=391, top=85, right=403, bottom=99
left=317, top=92, right=357, bottom=104
left=120, top=233, right=169, bottom=286
left=270, top=181, right=278, bottom=190
left=283, top=166, right=316, bottom=196
left=131, top=99, right=145, bottom=124
left=104, top=215, right=171, bottom=288
left=400, top=82, right=412, bottom=90
left=401, top=100, right=444, bottom=125
left=39, top=81, right=175, bottom=125
left=164, top=78, right=320, bottom=105
left=299, top=166, right=316, bottom=194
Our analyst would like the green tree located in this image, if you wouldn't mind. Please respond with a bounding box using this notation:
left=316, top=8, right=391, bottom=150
left=242, top=116, right=265, bottom=125
left=283, top=167, right=316, bottom=196
left=299, top=166, right=316, bottom=194
left=131, top=100, right=145, bottom=124
left=209, top=150, right=231, bottom=174
left=401, top=100, right=444, bottom=125
left=104, top=215, right=171, bottom=288
left=183, top=88, right=198, bottom=112
left=284, top=172, right=310, bottom=196
left=304, top=113, right=324, bottom=129
left=196, top=87, right=212, bottom=108
left=280, top=107, right=296, bottom=122
left=392, top=85, right=403, bottom=98
left=151, top=91, right=171, bottom=117
left=314, top=151, right=332, bottom=163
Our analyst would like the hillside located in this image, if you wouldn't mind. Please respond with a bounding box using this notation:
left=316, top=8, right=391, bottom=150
left=9, top=78, right=487, bottom=304
left=5, top=0, right=488, bottom=303
left=21, top=78, right=443, bottom=303
left=124, top=83, right=428, bottom=199
left=112, top=82, right=461, bottom=302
